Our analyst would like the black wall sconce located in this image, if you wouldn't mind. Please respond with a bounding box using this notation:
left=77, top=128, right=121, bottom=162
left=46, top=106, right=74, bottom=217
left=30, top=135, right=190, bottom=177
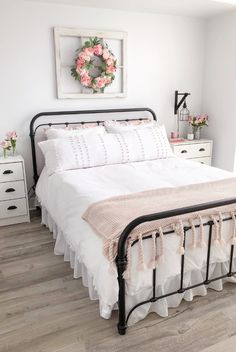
left=174, top=90, right=191, bottom=119
left=174, top=90, right=191, bottom=137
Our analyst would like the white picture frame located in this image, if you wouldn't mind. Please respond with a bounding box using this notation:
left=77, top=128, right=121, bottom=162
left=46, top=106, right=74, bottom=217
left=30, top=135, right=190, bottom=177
left=54, top=27, right=127, bottom=99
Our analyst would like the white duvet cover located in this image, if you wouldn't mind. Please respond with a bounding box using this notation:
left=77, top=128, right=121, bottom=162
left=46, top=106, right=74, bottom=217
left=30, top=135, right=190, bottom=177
left=36, top=157, right=236, bottom=325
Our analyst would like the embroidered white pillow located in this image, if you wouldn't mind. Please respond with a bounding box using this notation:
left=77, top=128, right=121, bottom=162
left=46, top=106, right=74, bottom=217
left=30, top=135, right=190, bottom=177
left=104, top=120, right=157, bottom=133
left=45, top=125, right=105, bottom=139
left=39, top=125, right=173, bottom=175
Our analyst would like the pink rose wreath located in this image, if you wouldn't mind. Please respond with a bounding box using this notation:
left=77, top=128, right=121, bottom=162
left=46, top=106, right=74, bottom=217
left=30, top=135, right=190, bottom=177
left=71, top=37, right=117, bottom=93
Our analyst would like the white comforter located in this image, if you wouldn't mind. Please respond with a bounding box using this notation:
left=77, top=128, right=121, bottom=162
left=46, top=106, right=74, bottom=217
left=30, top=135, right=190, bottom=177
left=36, top=157, right=236, bottom=325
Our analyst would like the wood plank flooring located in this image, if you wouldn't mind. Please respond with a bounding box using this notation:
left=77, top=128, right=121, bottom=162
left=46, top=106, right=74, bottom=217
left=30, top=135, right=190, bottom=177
left=1, top=211, right=236, bottom=352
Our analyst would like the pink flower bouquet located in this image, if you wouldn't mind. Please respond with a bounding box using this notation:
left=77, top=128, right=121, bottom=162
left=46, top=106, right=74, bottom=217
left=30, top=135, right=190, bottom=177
left=0, top=131, right=18, bottom=157
left=188, top=114, right=208, bottom=129
left=188, top=114, right=208, bottom=140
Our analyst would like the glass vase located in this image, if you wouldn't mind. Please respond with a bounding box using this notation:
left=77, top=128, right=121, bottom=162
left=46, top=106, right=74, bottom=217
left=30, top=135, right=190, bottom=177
left=12, top=147, right=16, bottom=156
left=193, top=127, right=201, bottom=140
left=3, top=149, right=10, bottom=158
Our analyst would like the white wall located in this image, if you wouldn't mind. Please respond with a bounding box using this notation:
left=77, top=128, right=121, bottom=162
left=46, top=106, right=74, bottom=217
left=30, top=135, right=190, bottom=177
left=202, top=11, right=236, bottom=171
left=0, top=0, right=205, bottom=188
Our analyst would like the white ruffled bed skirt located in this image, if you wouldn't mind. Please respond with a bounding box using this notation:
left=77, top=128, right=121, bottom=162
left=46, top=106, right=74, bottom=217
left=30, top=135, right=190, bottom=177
left=41, top=206, right=236, bottom=326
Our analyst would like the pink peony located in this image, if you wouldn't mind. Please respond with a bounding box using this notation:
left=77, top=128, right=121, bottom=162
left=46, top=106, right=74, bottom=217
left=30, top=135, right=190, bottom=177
left=94, top=76, right=106, bottom=89
left=83, top=47, right=94, bottom=57
left=6, top=131, right=17, bottom=140
left=105, top=76, right=112, bottom=84
left=79, top=69, right=89, bottom=77
left=79, top=52, right=91, bottom=62
left=80, top=73, right=91, bottom=87
left=93, top=44, right=103, bottom=56
left=106, top=58, right=114, bottom=66
left=106, top=65, right=116, bottom=74
left=0, top=140, right=11, bottom=149
left=76, top=58, right=85, bottom=71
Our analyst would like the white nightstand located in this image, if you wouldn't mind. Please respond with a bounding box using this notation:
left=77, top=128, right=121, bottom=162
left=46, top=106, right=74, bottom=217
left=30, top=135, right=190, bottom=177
left=170, top=139, right=213, bottom=166
left=0, top=155, right=30, bottom=226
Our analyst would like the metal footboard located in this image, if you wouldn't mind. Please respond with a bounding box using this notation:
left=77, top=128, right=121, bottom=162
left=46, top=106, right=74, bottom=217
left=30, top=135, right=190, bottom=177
left=116, top=198, right=236, bottom=335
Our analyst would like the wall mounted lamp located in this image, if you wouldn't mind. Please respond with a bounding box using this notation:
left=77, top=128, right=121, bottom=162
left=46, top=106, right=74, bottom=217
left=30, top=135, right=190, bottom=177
left=174, top=90, right=191, bottom=137
left=174, top=90, right=191, bottom=117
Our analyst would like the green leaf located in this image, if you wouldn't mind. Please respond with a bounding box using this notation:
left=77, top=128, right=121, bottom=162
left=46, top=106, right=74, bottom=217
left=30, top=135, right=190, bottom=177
left=85, top=63, right=92, bottom=70
left=71, top=67, right=81, bottom=81
left=101, top=63, right=107, bottom=71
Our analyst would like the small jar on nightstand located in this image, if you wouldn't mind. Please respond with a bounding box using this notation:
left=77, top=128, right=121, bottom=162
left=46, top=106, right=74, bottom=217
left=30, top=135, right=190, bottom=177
left=0, top=155, right=30, bottom=226
left=170, top=139, right=213, bottom=166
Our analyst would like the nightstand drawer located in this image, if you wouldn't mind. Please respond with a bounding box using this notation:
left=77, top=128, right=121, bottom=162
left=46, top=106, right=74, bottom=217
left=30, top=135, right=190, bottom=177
left=0, top=181, right=25, bottom=201
left=193, top=157, right=212, bottom=165
left=0, top=163, right=23, bottom=182
left=0, top=198, right=28, bottom=219
left=173, top=143, right=211, bottom=159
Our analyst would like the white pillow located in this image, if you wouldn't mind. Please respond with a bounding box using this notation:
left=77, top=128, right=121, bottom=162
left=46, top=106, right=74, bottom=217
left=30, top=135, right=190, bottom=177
left=104, top=120, right=157, bottom=133
left=45, top=125, right=105, bottom=139
left=39, top=125, right=173, bottom=176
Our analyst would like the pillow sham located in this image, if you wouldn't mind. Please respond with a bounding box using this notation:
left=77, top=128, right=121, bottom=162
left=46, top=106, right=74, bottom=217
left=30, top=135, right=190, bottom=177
left=39, top=125, right=173, bottom=176
left=104, top=119, right=157, bottom=133
left=45, top=125, right=105, bottom=139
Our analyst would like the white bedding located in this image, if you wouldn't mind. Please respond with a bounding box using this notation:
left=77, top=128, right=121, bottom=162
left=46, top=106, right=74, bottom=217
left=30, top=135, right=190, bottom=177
left=36, top=156, right=236, bottom=325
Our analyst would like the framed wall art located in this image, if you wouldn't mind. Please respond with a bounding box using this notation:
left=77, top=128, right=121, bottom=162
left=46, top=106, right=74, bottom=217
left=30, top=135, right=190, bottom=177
left=54, top=27, right=127, bottom=99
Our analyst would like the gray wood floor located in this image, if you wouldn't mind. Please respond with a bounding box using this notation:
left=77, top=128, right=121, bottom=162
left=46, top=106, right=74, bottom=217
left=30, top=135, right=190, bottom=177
left=1, top=211, right=236, bottom=352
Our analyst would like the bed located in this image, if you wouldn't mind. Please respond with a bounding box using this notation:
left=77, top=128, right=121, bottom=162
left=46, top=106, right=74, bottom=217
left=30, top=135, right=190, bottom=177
left=30, top=108, right=236, bottom=335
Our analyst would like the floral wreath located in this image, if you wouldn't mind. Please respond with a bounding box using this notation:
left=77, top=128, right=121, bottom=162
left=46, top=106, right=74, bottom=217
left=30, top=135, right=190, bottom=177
left=71, top=37, right=117, bottom=93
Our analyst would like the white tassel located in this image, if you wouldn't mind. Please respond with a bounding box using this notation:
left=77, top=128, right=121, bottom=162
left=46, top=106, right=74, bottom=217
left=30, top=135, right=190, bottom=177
left=157, top=253, right=165, bottom=264
left=157, top=227, right=165, bottom=264
left=211, top=215, right=220, bottom=247
left=122, top=238, right=132, bottom=279
left=213, top=239, right=220, bottom=247
left=174, top=221, right=185, bottom=255
left=218, top=212, right=225, bottom=245
left=200, top=240, right=207, bottom=248
left=137, top=234, right=146, bottom=271
left=108, top=239, right=117, bottom=275
left=189, top=219, right=197, bottom=249
left=123, top=269, right=130, bottom=280
left=109, top=263, right=116, bottom=275
left=198, top=215, right=207, bottom=248
left=149, top=232, right=157, bottom=269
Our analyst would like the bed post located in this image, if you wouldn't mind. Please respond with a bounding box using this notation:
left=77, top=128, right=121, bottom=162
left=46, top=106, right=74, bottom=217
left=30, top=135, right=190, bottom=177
left=116, top=255, right=127, bottom=335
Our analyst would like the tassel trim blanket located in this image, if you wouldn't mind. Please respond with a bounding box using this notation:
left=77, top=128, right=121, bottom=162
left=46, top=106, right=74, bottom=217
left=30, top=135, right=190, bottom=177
left=82, top=177, right=236, bottom=279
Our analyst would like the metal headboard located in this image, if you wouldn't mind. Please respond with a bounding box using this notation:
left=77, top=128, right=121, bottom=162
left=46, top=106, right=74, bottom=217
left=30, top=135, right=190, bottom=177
left=29, top=107, right=157, bottom=187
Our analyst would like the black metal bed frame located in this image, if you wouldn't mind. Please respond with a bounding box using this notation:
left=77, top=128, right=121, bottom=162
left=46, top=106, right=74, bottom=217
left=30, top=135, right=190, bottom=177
left=30, top=108, right=236, bottom=335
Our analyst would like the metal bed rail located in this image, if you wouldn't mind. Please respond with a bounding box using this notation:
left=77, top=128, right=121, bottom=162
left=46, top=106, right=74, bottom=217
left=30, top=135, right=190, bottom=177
left=116, top=198, right=236, bottom=335
left=29, top=108, right=156, bottom=187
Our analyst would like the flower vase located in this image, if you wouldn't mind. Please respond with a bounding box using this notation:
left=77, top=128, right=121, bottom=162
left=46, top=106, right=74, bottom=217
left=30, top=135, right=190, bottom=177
left=193, top=127, right=201, bottom=140
left=3, top=149, right=10, bottom=158
left=12, top=147, right=16, bottom=156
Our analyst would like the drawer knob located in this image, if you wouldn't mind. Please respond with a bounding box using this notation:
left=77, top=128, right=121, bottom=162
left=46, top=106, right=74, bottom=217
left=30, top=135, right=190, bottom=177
left=199, top=148, right=205, bottom=152
left=181, top=150, right=188, bottom=154
left=7, top=205, right=17, bottom=210
left=5, top=188, right=15, bottom=193
left=3, top=169, right=13, bottom=175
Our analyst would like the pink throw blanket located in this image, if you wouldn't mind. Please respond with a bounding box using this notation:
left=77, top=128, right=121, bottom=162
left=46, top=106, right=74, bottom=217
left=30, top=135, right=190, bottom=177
left=82, top=178, right=236, bottom=278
